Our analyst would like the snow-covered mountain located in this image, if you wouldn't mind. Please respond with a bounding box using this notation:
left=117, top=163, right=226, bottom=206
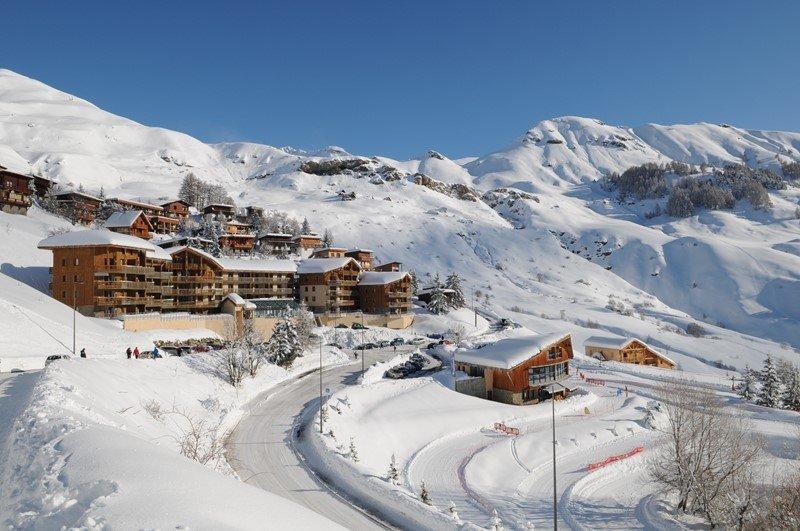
left=1, top=68, right=799, bottom=368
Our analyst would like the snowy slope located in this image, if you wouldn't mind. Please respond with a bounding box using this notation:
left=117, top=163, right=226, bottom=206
left=0, top=68, right=799, bottom=371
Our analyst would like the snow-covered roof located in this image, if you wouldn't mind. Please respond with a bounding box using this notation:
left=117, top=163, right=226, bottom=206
left=583, top=335, right=637, bottom=350
left=292, top=233, right=321, bottom=241
left=145, top=246, right=173, bottom=262
left=223, top=293, right=257, bottom=309
left=227, top=220, right=250, bottom=226
left=259, top=232, right=293, bottom=238
left=204, top=203, right=235, bottom=209
left=297, top=257, right=359, bottom=274
left=109, top=198, right=162, bottom=211
left=346, top=248, right=374, bottom=254
left=219, top=233, right=254, bottom=239
left=358, top=271, right=410, bottom=286
left=55, top=190, right=102, bottom=202
left=456, top=332, right=571, bottom=370
left=160, top=199, right=191, bottom=206
left=38, top=229, right=156, bottom=253
left=169, top=246, right=297, bottom=273
left=104, top=210, right=151, bottom=229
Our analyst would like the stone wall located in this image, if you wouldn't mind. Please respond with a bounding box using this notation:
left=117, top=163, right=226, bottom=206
left=454, top=377, right=487, bottom=399
left=123, top=313, right=236, bottom=339
left=316, top=312, right=414, bottom=330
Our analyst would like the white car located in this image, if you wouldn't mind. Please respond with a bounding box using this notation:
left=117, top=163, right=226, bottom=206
left=45, top=354, right=71, bottom=366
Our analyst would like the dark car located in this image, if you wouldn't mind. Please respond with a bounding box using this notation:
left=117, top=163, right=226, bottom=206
left=336, top=324, right=349, bottom=329
left=352, top=322, right=368, bottom=330
left=45, top=354, right=70, bottom=366
left=356, top=343, right=376, bottom=350
left=326, top=342, right=343, bottom=349
left=390, top=338, right=405, bottom=346
left=384, top=368, right=405, bottom=379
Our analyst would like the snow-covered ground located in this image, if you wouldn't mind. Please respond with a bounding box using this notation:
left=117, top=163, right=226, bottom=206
left=0, top=348, right=348, bottom=529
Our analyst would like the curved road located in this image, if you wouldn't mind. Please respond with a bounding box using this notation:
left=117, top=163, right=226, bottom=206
left=226, top=347, right=408, bottom=530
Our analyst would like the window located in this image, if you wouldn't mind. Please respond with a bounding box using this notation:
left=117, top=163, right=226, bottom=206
left=528, top=362, right=568, bottom=386
left=62, top=275, right=66, bottom=282
left=74, top=258, right=79, bottom=266
left=547, top=346, right=560, bottom=360
left=61, top=258, right=66, bottom=267
left=73, top=275, right=78, bottom=282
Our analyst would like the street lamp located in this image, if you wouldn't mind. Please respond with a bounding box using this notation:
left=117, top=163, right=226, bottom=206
left=546, top=380, right=569, bottom=531
left=319, top=337, right=324, bottom=433
left=361, top=312, right=366, bottom=375
left=72, top=280, right=85, bottom=356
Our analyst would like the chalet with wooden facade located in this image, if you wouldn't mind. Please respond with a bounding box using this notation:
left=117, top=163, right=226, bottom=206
left=584, top=336, right=675, bottom=369
left=218, top=220, right=255, bottom=253
left=160, top=199, right=191, bottom=219
left=297, top=257, right=361, bottom=313
left=108, top=198, right=163, bottom=217
left=292, top=234, right=323, bottom=250
left=357, top=271, right=412, bottom=314
left=38, top=229, right=174, bottom=317
left=148, top=214, right=181, bottom=234
left=257, top=233, right=294, bottom=255
left=203, top=203, right=236, bottom=220
left=0, top=167, right=34, bottom=215
left=104, top=210, right=153, bottom=239
left=168, top=246, right=296, bottom=313
left=312, top=247, right=347, bottom=259
left=345, top=249, right=374, bottom=270
left=455, top=333, right=574, bottom=405
left=373, top=261, right=403, bottom=272
left=33, top=175, right=55, bottom=199
left=55, top=191, right=103, bottom=224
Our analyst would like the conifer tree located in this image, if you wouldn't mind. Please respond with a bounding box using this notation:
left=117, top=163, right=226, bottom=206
left=420, top=482, right=431, bottom=505
left=445, top=272, right=465, bottom=309
left=322, top=228, right=333, bottom=247
left=736, top=365, right=756, bottom=401
left=427, top=273, right=449, bottom=315
left=301, top=217, right=311, bottom=235
left=757, top=354, right=782, bottom=408
left=489, top=508, right=503, bottom=530
left=349, top=437, right=359, bottom=462
left=782, top=366, right=800, bottom=411
left=268, top=316, right=302, bottom=368
left=387, top=454, right=399, bottom=485
left=409, top=270, right=419, bottom=295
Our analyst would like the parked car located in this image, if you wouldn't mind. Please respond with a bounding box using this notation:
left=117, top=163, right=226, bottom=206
left=408, top=337, right=427, bottom=345
left=326, top=342, right=343, bottom=349
left=356, top=343, right=376, bottom=350
left=384, top=368, right=405, bottom=379
left=390, top=337, right=405, bottom=346
left=352, top=322, right=368, bottom=330
left=45, top=354, right=70, bottom=366
left=336, top=324, right=349, bottom=329
left=426, top=333, right=444, bottom=340
left=377, top=340, right=391, bottom=348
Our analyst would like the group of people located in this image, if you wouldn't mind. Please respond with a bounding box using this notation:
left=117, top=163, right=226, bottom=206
left=125, top=346, right=159, bottom=359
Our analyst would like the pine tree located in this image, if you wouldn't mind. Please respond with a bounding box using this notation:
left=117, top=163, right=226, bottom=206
left=301, top=217, right=311, bottom=235
left=445, top=272, right=465, bottom=309
left=77, top=183, right=85, bottom=193
left=427, top=273, right=449, bottom=315
left=349, top=437, right=359, bottom=462
left=98, top=185, right=105, bottom=199
left=409, top=270, right=419, bottom=295
left=199, top=218, right=223, bottom=257
left=322, top=228, right=333, bottom=247
left=420, top=482, right=431, bottom=505
left=489, top=508, right=503, bottom=530
left=387, top=454, right=399, bottom=485
left=737, top=365, right=756, bottom=401
left=757, top=354, right=782, bottom=408
left=267, top=316, right=302, bottom=368
left=448, top=501, right=459, bottom=521
left=781, top=366, right=800, bottom=411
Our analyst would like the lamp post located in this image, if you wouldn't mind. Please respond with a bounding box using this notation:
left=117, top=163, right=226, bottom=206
left=361, top=312, right=365, bottom=375
left=72, top=280, right=84, bottom=356
left=547, top=380, right=568, bottom=531
left=319, top=337, right=323, bottom=433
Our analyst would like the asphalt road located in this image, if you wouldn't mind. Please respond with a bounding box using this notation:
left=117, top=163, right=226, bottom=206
left=227, top=346, right=415, bottom=530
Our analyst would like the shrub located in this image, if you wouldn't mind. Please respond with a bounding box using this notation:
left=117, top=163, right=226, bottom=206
left=732, top=178, right=772, bottom=210
left=686, top=323, right=706, bottom=337
left=666, top=188, right=695, bottom=217
left=611, top=163, right=668, bottom=200
left=782, top=161, right=800, bottom=181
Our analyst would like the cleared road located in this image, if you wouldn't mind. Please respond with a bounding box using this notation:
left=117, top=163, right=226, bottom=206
left=227, top=346, right=412, bottom=530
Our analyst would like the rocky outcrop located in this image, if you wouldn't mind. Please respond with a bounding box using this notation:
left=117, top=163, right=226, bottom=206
left=412, top=173, right=480, bottom=202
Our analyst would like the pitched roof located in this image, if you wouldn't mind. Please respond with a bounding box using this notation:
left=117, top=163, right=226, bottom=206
left=223, top=293, right=257, bottom=309
left=583, top=335, right=637, bottom=350
left=297, top=257, right=359, bottom=274
left=104, top=210, right=152, bottom=230
left=358, top=271, right=410, bottom=286
left=108, top=198, right=163, bottom=211
left=38, top=229, right=156, bottom=253
left=455, top=332, right=571, bottom=370
left=169, top=246, right=297, bottom=273
left=55, top=190, right=102, bottom=202
left=160, top=199, right=191, bottom=207
left=145, top=246, right=173, bottom=262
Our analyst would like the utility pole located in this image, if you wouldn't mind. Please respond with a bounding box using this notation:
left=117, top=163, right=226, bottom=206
left=72, top=285, right=77, bottom=356
left=548, top=381, right=567, bottom=531
left=361, top=312, right=365, bottom=375
left=472, top=289, right=477, bottom=327
left=319, top=338, right=323, bottom=433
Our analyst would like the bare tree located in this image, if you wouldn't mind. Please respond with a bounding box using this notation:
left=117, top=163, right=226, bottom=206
left=213, top=342, right=248, bottom=387
left=649, top=380, right=764, bottom=528
left=233, top=319, right=266, bottom=377
left=447, top=324, right=468, bottom=347
left=166, top=409, right=225, bottom=468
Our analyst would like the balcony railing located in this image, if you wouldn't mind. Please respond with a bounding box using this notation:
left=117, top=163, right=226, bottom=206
left=101, top=265, right=152, bottom=275
left=95, top=296, right=151, bottom=306
left=95, top=281, right=150, bottom=290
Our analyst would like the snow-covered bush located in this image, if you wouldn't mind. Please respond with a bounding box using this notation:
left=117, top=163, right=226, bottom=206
left=666, top=188, right=695, bottom=217
left=685, top=323, right=706, bottom=337
left=732, top=178, right=772, bottom=210
left=609, top=162, right=669, bottom=200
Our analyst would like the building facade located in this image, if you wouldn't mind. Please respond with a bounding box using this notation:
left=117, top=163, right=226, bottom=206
left=297, top=257, right=361, bottom=313
left=55, top=191, right=103, bottom=224
left=584, top=337, right=675, bottom=369
left=357, top=271, right=412, bottom=314
left=104, top=210, right=153, bottom=239
left=160, top=200, right=191, bottom=219
left=1, top=168, right=33, bottom=214
left=345, top=249, right=374, bottom=269
left=455, top=333, right=573, bottom=405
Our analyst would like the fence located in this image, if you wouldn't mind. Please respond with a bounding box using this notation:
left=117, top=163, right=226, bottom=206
left=586, top=446, right=644, bottom=471
left=493, top=422, right=520, bottom=437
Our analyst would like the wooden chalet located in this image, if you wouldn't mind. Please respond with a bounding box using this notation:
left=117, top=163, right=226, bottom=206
left=148, top=214, right=181, bottom=234
left=455, top=333, right=574, bottom=405
left=297, top=257, right=361, bottom=313
left=160, top=199, right=191, bottom=219
left=345, top=249, right=374, bottom=270
left=292, top=234, right=323, bottom=250
left=219, top=220, right=255, bottom=253
left=55, top=190, right=103, bottom=225
left=33, top=175, right=55, bottom=199
left=168, top=246, right=296, bottom=313
left=38, top=229, right=174, bottom=317
left=312, top=247, right=347, bottom=259
left=584, top=336, right=675, bottom=369
left=0, top=167, right=34, bottom=215
left=156, top=235, right=213, bottom=251
left=257, top=232, right=294, bottom=255
left=103, top=210, right=153, bottom=239
left=373, top=261, right=403, bottom=272
left=108, top=197, right=163, bottom=216
left=203, top=203, right=236, bottom=219
left=357, top=271, right=412, bottom=314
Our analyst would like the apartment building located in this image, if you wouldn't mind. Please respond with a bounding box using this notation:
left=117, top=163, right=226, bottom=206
left=357, top=271, right=412, bottom=314
left=297, top=257, right=361, bottom=313
left=104, top=210, right=153, bottom=239
left=0, top=167, right=33, bottom=215
left=55, top=190, right=103, bottom=224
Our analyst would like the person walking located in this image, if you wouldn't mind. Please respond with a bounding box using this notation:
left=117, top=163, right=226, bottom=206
left=152, top=346, right=159, bottom=359
left=133, top=347, right=139, bottom=359
left=80, top=348, right=86, bottom=358
left=126, top=347, right=132, bottom=359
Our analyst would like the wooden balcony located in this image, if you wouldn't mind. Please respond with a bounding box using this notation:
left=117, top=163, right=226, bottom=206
left=95, top=296, right=151, bottom=306
left=95, top=280, right=150, bottom=290
left=102, top=265, right=152, bottom=275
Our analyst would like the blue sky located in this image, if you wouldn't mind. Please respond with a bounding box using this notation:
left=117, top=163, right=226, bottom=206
left=4, top=1, right=799, bottom=159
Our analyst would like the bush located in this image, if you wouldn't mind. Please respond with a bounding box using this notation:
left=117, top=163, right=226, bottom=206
left=675, top=178, right=734, bottom=211
left=611, top=163, right=668, bottom=200
left=782, top=161, right=800, bottom=181
left=732, top=178, right=772, bottom=210
left=716, top=164, right=786, bottom=190
left=686, top=323, right=706, bottom=337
